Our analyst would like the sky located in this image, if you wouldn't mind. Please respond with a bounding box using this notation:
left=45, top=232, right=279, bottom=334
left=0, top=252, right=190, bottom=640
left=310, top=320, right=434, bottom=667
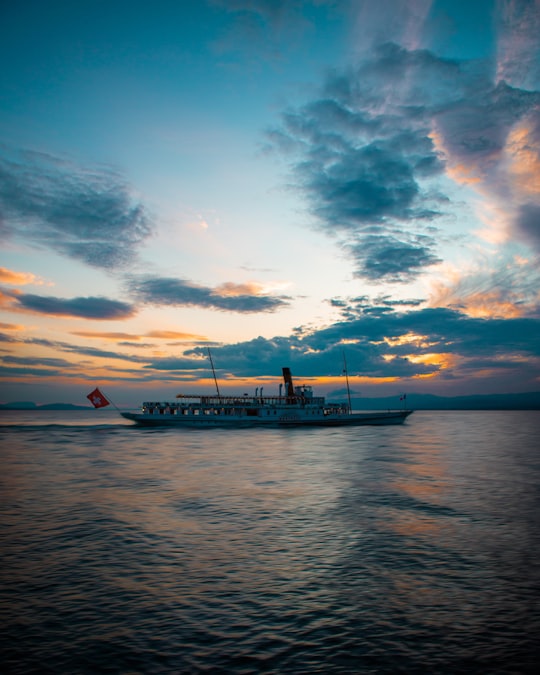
left=1, top=0, right=540, bottom=406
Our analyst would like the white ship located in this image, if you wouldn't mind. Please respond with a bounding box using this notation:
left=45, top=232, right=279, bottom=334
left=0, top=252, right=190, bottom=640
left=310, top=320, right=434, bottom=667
left=121, top=367, right=413, bottom=427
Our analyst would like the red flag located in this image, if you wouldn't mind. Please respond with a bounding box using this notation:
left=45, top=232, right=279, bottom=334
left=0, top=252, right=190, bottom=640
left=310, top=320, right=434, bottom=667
left=87, top=387, right=110, bottom=408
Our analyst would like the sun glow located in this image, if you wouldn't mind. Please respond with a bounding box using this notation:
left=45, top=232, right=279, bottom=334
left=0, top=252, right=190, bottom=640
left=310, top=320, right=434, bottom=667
left=407, top=353, right=455, bottom=368
left=384, top=333, right=437, bottom=348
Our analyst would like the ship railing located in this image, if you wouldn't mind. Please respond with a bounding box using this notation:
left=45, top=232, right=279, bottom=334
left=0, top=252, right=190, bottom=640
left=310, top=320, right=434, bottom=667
left=174, top=394, right=326, bottom=407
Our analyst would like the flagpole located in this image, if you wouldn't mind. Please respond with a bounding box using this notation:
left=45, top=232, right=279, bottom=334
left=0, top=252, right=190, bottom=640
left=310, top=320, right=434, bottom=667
left=102, top=390, right=121, bottom=412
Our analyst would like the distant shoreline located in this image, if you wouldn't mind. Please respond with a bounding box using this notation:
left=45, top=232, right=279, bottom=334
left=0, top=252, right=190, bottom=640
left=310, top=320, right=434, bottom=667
left=1, top=392, right=540, bottom=412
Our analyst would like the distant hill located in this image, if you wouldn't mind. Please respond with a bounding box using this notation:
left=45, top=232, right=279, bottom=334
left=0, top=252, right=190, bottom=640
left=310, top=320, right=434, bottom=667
left=342, top=391, right=540, bottom=410
left=0, top=402, right=90, bottom=411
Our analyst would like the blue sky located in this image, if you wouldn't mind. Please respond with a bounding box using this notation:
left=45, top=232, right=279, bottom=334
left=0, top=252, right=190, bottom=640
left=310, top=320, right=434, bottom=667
left=1, top=0, right=539, bottom=405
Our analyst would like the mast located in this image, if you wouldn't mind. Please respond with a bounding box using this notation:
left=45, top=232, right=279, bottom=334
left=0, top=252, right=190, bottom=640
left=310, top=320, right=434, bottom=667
left=342, top=350, right=352, bottom=413
left=207, top=347, right=221, bottom=397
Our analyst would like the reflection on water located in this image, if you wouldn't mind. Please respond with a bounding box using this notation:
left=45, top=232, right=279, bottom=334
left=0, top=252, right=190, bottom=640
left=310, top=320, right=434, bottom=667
left=1, top=411, right=539, bottom=673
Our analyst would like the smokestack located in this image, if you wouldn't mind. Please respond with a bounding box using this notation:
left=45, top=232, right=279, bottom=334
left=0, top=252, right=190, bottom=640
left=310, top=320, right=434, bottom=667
left=282, top=367, right=295, bottom=398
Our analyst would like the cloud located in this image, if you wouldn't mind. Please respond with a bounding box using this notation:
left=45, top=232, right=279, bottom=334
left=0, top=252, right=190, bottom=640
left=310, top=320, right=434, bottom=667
left=2, top=355, right=74, bottom=368
left=0, top=147, right=153, bottom=269
left=268, top=43, right=454, bottom=282
left=516, top=202, right=540, bottom=254
left=2, top=298, right=538, bottom=390
left=0, top=267, right=46, bottom=286
left=269, top=36, right=540, bottom=283
left=71, top=329, right=208, bottom=341
left=9, top=292, right=136, bottom=320
left=0, top=332, right=18, bottom=343
left=141, top=304, right=540, bottom=391
left=0, top=365, right=68, bottom=379
left=211, top=0, right=334, bottom=59
left=0, top=321, right=25, bottom=331
left=426, top=255, right=540, bottom=318
left=346, top=233, right=440, bottom=282
left=349, top=0, right=433, bottom=54
left=147, top=330, right=207, bottom=340
left=128, top=276, right=290, bottom=313
left=1, top=334, right=149, bottom=364
left=31, top=338, right=147, bottom=363
left=496, top=0, right=540, bottom=91
left=430, top=82, right=540, bottom=261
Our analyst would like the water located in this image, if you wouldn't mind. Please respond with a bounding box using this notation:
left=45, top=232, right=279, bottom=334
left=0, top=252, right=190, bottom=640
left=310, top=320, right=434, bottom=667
left=1, top=410, right=539, bottom=674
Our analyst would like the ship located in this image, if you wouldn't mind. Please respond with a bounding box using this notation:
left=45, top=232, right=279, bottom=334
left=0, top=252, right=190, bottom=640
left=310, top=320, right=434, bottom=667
left=121, top=367, right=413, bottom=427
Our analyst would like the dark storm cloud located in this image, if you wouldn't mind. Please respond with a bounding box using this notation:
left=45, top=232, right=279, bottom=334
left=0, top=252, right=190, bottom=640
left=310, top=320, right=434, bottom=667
left=0, top=365, right=65, bottom=378
left=128, top=276, right=290, bottom=313
left=1, top=335, right=148, bottom=368
left=146, top=327, right=432, bottom=379
left=0, top=332, right=17, bottom=343
left=144, top=305, right=540, bottom=385
left=14, top=293, right=135, bottom=320
left=23, top=336, right=148, bottom=363
left=434, top=81, right=537, bottom=160
left=346, top=234, right=440, bottom=282
left=2, top=355, right=74, bottom=368
left=148, top=335, right=434, bottom=380
left=299, top=141, right=425, bottom=226
left=267, top=44, right=452, bottom=281
left=145, top=335, right=320, bottom=377
left=59, top=343, right=145, bottom=362
left=516, top=203, right=540, bottom=253
left=268, top=40, right=540, bottom=282
left=0, top=147, right=153, bottom=269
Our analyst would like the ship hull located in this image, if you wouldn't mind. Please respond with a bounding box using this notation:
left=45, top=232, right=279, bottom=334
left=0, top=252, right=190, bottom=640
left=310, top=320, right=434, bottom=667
left=121, top=410, right=413, bottom=427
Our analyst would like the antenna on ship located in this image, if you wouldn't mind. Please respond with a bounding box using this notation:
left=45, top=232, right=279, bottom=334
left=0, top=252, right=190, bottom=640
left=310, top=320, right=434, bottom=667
left=342, top=350, right=352, bottom=413
left=207, top=347, right=221, bottom=397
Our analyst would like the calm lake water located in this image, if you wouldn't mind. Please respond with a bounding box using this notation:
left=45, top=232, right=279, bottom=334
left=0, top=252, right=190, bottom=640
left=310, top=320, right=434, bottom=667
left=1, top=410, right=539, bottom=674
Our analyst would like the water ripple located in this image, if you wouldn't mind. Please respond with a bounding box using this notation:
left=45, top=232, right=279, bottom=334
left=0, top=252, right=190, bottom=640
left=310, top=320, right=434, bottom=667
left=1, top=411, right=539, bottom=673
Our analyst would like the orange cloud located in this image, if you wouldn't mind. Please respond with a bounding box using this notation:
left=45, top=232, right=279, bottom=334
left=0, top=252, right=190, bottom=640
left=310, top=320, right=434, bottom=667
left=147, top=330, right=207, bottom=340
left=429, top=284, right=525, bottom=319
left=426, top=260, right=536, bottom=319
left=429, top=128, right=490, bottom=186
left=505, top=121, right=540, bottom=197
left=71, top=329, right=208, bottom=341
left=72, top=331, right=142, bottom=340
left=406, top=352, right=459, bottom=370
left=0, top=288, right=21, bottom=311
left=383, top=332, right=438, bottom=349
left=0, top=267, right=46, bottom=286
left=433, top=287, right=525, bottom=319
left=0, top=321, right=25, bottom=331
left=214, top=282, right=267, bottom=297
left=457, top=292, right=524, bottom=319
